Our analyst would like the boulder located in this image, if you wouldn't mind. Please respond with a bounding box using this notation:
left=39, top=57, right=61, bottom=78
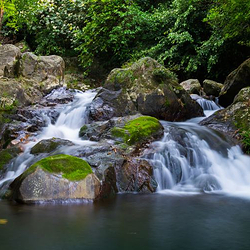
left=201, top=87, right=250, bottom=153
left=86, top=87, right=137, bottom=123
left=0, top=44, right=21, bottom=77
left=115, top=158, right=157, bottom=193
left=219, top=58, right=250, bottom=107
left=102, top=57, right=203, bottom=121
left=203, top=79, right=223, bottom=97
left=10, top=154, right=101, bottom=203
left=180, top=79, right=201, bottom=94
left=30, top=138, right=74, bottom=155
left=18, top=52, right=65, bottom=94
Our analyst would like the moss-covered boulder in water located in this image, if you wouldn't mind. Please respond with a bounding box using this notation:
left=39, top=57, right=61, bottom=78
left=88, top=57, right=203, bottom=122
left=201, top=87, right=250, bottom=153
left=111, top=116, right=163, bottom=145
left=10, top=154, right=101, bottom=203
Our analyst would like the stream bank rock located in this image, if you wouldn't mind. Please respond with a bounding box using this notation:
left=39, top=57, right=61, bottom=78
left=180, top=79, right=201, bottom=94
left=219, top=58, right=250, bottom=107
left=0, top=44, right=21, bottom=77
left=87, top=57, right=203, bottom=122
left=203, top=79, right=223, bottom=97
left=10, top=154, right=101, bottom=203
left=201, top=87, right=250, bottom=153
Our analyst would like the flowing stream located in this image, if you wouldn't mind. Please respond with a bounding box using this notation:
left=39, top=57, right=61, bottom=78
left=0, top=89, right=97, bottom=192
left=146, top=97, right=250, bottom=197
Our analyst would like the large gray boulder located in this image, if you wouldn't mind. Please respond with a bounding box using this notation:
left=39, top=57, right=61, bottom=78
left=18, top=52, right=65, bottom=93
left=180, top=79, right=201, bottom=94
left=0, top=44, right=21, bottom=77
left=10, top=154, right=101, bottom=203
left=219, top=58, right=250, bottom=107
left=92, top=57, right=203, bottom=122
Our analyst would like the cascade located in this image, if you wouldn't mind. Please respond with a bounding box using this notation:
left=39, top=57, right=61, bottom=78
left=0, top=89, right=96, bottom=192
left=145, top=97, right=250, bottom=196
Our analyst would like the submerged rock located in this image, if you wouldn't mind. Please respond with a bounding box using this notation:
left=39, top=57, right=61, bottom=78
left=194, top=174, right=222, bottom=192
left=88, top=57, right=203, bottom=122
left=219, top=58, right=250, bottom=107
left=180, top=79, right=201, bottom=94
left=10, top=154, right=101, bottom=203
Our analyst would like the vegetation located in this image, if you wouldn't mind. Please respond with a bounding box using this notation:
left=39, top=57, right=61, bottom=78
left=28, top=154, right=93, bottom=181
left=0, top=0, right=249, bottom=81
left=112, top=116, right=162, bottom=145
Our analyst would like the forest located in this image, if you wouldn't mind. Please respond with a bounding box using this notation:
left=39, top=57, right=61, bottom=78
left=1, top=0, right=250, bottom=82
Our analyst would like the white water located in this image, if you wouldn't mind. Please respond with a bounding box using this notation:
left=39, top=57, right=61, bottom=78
left=0, top=90, right=96, bottom=190
left=146, top=97, right=250, bottom=198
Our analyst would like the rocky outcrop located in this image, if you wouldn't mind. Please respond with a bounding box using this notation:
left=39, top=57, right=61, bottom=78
left=88, top=57, right=203, bottom=122
left=10, top=154, right=101, bottom=203
left=203, top=79, right=223, bottom=97
left=180, top=79, right=201, bottom=94
left=0, top=44, right=21, bottom=77
left=77, top=115, right=164, bottom=194
left=18, top=52, right=65, bottom=94
left=201, top=87, right=250, bottom=152
left=219, top=58, right=250, bottom=107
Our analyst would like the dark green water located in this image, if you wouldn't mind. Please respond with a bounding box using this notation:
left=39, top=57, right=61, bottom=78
left=1, top=193, right=250, bottom=250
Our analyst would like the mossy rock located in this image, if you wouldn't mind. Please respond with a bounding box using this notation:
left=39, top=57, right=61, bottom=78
left=26, top=154, right=93, bottom=181
left=101, top=57, right=203, bottom=122
left=111, top=116, right=163, bottom=145
left=10, top=154, right=101, bottom=203
left=201, top=87, right=250, bottom=153
left=0, top=147, right=21, bottom=170
left=30, top=138, right=74, bottom=155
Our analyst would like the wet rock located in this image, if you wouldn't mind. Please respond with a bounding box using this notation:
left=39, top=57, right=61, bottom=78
left=180, top=79, right=201, bottom=94
left=30, top=138, right=74, bottom=155
left=201, top=87, right=250, bottom=152
left=103, top=57, right=203, bottom=121
left=10, top=154, right=101, bottom=203
left=41, top=87, right=74, bottom=105
left=86, top=87, right=137, bottom=122
left=219, top=58, right=250, bottom=107
left=0, top=44, right=21, bottom=77
left=116, top=158, right=157, bottom=193
left=203, top=79, right=223, bottom=97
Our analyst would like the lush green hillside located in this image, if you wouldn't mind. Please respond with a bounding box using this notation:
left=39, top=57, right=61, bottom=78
left=1, top=0, right=250, bottom=81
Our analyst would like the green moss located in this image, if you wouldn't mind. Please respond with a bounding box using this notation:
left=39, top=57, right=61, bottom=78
left=31, top=140, right=61, bottom=154
left=79, top=125, right=88, bottom=137
left=0, top=151, right=12, bottom=170
left=239, top=130, right=250, bottom=154
left=111, top=116, right=161, bottom=145
left=28, top=154, right=93, bottom=181
left=0, top=148, right=20, bottom=170
left=165, top=98, right=170, bottom=107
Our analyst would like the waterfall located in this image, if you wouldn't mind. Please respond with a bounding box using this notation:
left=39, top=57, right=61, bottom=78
left=0, top=89, right=96, bottom=192
left=145, top=97, right=250, bottom=197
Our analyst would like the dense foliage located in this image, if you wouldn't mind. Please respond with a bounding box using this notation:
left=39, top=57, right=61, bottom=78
left=1, top=0, right=250, bottom=81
